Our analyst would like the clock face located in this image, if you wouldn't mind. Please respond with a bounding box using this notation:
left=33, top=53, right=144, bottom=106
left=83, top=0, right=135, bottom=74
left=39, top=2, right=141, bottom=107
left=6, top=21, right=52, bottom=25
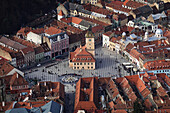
left=89, top=39, right=91, bottom=41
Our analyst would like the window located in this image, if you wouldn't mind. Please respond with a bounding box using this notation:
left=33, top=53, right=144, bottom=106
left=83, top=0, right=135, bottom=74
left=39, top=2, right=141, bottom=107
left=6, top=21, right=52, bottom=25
left=84, top=63, right=86, bottom=65
left=91, top=63, right=93, bottom=65
left=82, top=67, right=84, bottom=69
left=88, top=63, right=89, bottom=65
left=74, top=63, right=76, bottom=65
left=91, top=67, right=93, bottom=69
left=77, top=63, right=79, bottom=65
left=88, top=67, right=89, bottom=69
left=80, top=63, right=82, bottom=65
left=77, top=67, right=79, bottom=69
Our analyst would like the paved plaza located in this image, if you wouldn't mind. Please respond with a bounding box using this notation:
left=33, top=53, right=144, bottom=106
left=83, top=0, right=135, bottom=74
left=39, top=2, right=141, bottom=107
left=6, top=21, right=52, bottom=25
left=25, top=47, right=129, bottom=83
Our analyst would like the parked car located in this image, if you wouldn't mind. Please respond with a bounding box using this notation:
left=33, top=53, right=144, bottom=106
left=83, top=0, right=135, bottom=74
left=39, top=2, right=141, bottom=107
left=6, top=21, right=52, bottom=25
left=37, top=64, right=41, bottom=67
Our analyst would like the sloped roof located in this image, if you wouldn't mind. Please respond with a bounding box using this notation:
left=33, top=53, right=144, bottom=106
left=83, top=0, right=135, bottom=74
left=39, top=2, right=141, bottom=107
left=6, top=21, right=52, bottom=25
left=30, top=28, right=44, bottom=35
left=0, top=61, right=14, bottom=76
left=21, top=47, right=34, bottom=55
left=0, top=36, right=26, bottom=50
left=125, top=75, right=147, bottom=93
left=34, top=46, right=44, bottom=54
left=61, top=17, right=82, bottom=24
left=41, top=101, right=61, bottom=113
left=45, top=26, right=63, bottom=36
left=70, top=46, right=95, bottom=62
left=58, top=10, right=64, bottom=16
left=1, top=72, right=28, bottom=87
left=5, top=108, right=30, bottom=113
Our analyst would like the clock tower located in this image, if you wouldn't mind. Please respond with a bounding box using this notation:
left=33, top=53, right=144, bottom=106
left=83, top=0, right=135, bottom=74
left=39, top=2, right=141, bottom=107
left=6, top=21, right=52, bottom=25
left=85, top=27, right=95, bottom=56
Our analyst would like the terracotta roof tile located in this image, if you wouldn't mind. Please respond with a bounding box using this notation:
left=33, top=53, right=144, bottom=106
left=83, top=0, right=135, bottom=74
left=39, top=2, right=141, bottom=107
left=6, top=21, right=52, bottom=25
left=34, top=46, right=44, bottom=54
left=21, top=47, right=34, bottom=55
left=106, top=3, right=131, bottom=13
left=79, top=16, right=110, bottom=26
left=58, top=10, right=65, bottom=16
left=61, top=17, right=82, bottom=25
left=45, top=26, right=63, bottom=35
left=0, top=61, right=14, bottom=76
left=125, top=1, right=146, bottom=9
left=30, top=28, right=44, bottom=34
left=70, top=46, right=95, bottom=62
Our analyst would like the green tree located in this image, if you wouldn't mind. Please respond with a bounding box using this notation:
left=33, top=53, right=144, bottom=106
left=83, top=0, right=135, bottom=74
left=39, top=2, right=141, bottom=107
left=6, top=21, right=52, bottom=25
left=133, top=99, right=144, bottom=113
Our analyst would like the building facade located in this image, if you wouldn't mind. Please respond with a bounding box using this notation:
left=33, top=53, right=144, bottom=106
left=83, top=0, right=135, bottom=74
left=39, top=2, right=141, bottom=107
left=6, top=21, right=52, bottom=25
left=69, top=29, right=96, bottom=70
left=43, top=27, right=69, bottom=58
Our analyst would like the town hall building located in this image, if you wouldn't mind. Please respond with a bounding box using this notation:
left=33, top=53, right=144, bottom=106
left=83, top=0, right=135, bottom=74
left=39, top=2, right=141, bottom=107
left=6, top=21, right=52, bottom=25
left=69, top=28, right=95, bottom=70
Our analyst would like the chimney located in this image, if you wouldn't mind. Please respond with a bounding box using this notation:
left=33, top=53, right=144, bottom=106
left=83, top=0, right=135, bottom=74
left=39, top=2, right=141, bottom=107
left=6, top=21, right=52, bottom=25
left=2, top=101, right=5, bottom=107
left=44, top=82, right=46, bottom=86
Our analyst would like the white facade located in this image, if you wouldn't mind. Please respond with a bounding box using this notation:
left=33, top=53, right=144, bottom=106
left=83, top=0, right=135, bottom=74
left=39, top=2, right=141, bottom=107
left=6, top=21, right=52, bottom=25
left=147, top=69, right=170, bottom=74
left=7, top=68, right=24, bottom=77
left=27, top=32, right=42, bottom=44
left=58, top=15, right=64, bottom=21
left=102, top=34, right=110, bottom=48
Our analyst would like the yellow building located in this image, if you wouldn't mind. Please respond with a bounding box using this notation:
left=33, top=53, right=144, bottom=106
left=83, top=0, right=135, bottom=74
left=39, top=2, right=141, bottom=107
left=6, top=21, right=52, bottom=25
left=69, top=29, right=95, bottom=70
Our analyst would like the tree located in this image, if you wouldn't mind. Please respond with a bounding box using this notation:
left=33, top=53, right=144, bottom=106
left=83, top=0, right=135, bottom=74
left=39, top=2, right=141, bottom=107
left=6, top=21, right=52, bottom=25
left=133, top=99, right=144, bottom=113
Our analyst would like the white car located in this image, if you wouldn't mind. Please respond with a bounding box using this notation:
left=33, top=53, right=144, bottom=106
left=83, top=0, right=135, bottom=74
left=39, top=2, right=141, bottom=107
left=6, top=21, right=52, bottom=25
left=37, top=64, right=41, bottom=67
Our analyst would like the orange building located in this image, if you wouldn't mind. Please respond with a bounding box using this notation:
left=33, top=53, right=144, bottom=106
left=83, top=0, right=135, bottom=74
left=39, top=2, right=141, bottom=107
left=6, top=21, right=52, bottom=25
left=69, top=28, right=96, bottom=70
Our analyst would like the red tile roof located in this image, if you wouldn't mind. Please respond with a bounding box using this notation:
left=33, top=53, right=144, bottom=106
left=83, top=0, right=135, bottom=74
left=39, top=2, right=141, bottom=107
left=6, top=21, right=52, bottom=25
left=45, top=26, right=63, bottom=35
left=157, top=73, right=170, bottom=87
left=125, top=43, right=134, bottom=53
left=129, top=49, right=141, bottom=60
left=34, top=46, right=44, bottom=54
left=106, top=3, right=131, bottom=13
left=1, top=72, right=29, bottom=91
left=21, top=47, right=34, bottom=55
left=83, top=4, right=116, bottom=15
left=157, top=86, right=168, bottom=97
left=143, top=60, right=170, bottom=71
left=60, top=17, right=82, bottom=25
left=58, top=10, right=65, bottom=16
left=0, top=61, right=14, bottom=76
left=17, top=27, right=32, bottom=36
left=74, top=77, right=98, bottom=112
left=125, top=75, right=150, bottom=98
left=70, top=46, right=95, bottom=62
left=79, top=16, right=110, bottom=26
left=115, top=77, right=137, bottom=102
left=103, top=31, right=113, bottom=37
left=30, top=28, right=44, bottom=34
left=11, top=36, right=38, bottom=48
left=110, top=37, right=117, bottom=42
left=32, top=81, right=65, bottom=101
left=50, top=20, right=83, bottom=34
left=124, top=1, right=146, bottom=9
